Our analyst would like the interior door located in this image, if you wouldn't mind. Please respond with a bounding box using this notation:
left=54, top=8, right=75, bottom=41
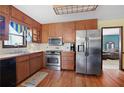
left=76, top=31, right=87, bottom=74
left=86, top=30, right=102, bottom=75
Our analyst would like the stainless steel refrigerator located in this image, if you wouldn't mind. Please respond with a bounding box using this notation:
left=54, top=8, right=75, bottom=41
left=76, top=30, right=102, bottom=75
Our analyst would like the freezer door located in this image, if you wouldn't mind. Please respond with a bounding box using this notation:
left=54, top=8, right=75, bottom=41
left=76, top=31, right=87, bottom=74
left=86, top=30, right=102, bottom=75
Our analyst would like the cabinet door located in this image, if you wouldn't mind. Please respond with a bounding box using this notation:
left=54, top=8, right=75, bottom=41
left=32, top=27, right=38, bottom=42
left=11, top=6, right=24, bottom=22
left=16, top=61, right=30, bottom=84
left=63, top=22, right=75, bottom=43
left=61, top=52, right=75, bottom=70
left=30, top=53, right=43, bottom=75
left=30, top=58, right=38, bottom=75
left=48, top=24, right=56, bottom=37
left=0, top=5, right=10, bottom=15
left=55, top=23, right=63, bottom=37
left=48, top=23, right=63, bottom=37
left=75, top=19, right=97, bottom=30
left=42, top=24, right=49, bottom=43
left=0, top=13, right=9, bottom=40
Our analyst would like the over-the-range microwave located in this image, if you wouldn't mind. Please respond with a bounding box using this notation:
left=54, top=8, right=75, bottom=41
left=48, top=37, right=63, bottom=46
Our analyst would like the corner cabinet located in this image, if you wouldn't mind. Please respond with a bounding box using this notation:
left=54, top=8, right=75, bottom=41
left=0, top=12, right=9, bottom=40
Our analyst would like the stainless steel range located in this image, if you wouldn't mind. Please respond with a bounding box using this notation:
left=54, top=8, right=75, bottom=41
left=45, top=51, right=61, bottom=70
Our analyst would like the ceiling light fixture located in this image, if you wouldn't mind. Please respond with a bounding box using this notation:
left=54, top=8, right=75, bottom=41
left=53, top=5, right=98, bottom=15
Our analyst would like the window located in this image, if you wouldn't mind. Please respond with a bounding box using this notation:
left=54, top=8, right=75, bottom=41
left=3, top=21, right=28, bottom=48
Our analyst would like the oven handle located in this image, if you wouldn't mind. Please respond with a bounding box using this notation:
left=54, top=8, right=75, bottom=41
left=46, top=55, right=60, bottom=58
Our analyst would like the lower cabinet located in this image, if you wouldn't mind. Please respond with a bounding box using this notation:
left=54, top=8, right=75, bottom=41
left=61, top=52, right=75, bottom=70
left=16, top=52, right=43, bottom=84
left=30, top=53, right=43, bottom=75
left=16, top=55, right=30, bottom=84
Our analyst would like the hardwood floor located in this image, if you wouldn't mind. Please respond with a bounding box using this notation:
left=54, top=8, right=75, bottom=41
left=37, top=68, right=124, bottom=87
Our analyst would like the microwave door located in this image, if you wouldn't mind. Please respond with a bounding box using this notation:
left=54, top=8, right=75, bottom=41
left=48, top=38, right=62, bottom=46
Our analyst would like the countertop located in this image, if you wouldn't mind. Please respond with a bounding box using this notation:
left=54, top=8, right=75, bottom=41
left=0, top=51, right=43, bottom=60
left=0, top=50, right=75, bottom=60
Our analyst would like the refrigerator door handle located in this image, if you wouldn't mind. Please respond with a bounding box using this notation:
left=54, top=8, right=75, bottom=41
left=87, top=38, right=89, bottom=56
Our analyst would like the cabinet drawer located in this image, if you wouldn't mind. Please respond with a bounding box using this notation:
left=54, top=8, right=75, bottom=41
left=30, top=53, right=42, bottom=58
left=62, top=57, right=74, bottom=61
left=62, top=61, right=74, bottom=70
left=61, top=52, right=75, bottom=57
left=16, top=55, right=29, bottom=62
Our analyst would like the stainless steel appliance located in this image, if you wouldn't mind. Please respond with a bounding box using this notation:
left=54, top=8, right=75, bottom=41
left=45, top=51, right=61, bottom=70
left=76, top=30, right=102, bottom=75
left=48, top=37, right=63, bottom=46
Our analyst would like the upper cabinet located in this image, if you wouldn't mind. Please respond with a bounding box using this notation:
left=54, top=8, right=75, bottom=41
left=41, top=24, right=49, bottom=43
left=32, top=21, right=41, bottom=43
left=0, top=5, right=10, bottom=15
left=0, top=6, right=10, bottom=40
left=48, top=23, right=63, bottom=37
left=10, top=6, right=41, bottom=43
left=23, top=15, right=33, bottom=27
left=10, top=6, right=25, bottom=22
left=63, top=22, right=75, bottom=43
left=75, top=19, right=97, bottom=30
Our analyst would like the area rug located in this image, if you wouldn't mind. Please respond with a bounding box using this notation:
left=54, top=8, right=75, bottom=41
left=20, top=71, right=48, bottom=87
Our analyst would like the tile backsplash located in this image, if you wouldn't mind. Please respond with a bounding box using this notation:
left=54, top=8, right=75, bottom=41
left=0, top=41, right=72, bottom=55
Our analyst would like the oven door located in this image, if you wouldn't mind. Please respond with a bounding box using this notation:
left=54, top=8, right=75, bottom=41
left=46, top=55, right=60, bottom=66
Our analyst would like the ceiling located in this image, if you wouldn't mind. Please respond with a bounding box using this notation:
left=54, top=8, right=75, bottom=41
left=14, top=5, right=124, bottom=24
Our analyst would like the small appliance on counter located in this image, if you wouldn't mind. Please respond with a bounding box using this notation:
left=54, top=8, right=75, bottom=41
left=70, top=43, right=75, bottom=51
left=63, top=43, right=75, bottom=52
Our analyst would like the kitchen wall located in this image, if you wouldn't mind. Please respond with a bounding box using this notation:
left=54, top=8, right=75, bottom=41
left=103, top=35, right=119, bottom=51
left=0, top=41, right=71, bottom=55
left=98, top=18, right=124, bottom=69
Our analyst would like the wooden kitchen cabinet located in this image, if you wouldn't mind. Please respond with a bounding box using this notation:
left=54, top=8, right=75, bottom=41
left=55, top=23, right=63, bottom=37
left=0, top=12, right=9, bottom=40
left=11, top=6, right=25, bottom=22
left=24, top=15, right=33, bottom=27
left=48, top=23, right=63, bottom=37
left=30, top=52, right=43, bottom=75
left=61, top=51, right=75, bottom=70
left=16, top=55, right=30, bottom=84
left=63, top=22, right=76, bottom=43
left=75, top=19, right=97, bottom=30
left=0, top=5, right=10, bottom=15
left=48, top=24, right=56, bottom=37
left=32, top=22, right=41, bottom=43
left=42, top=24, right=49, bottom=43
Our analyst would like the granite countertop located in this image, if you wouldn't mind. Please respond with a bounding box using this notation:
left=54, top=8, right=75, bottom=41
left=0, top=51, right=42, bottom=60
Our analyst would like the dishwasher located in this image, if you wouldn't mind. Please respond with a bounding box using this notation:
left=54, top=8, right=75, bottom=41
left=0, top=58, right=16, bottom=87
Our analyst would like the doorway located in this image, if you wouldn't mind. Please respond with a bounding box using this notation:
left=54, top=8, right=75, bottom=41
left=101, top=27, right=122, bottom=70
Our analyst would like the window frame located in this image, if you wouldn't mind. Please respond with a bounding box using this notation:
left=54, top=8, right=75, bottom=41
left=2, top=20, right=27, bottom=48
